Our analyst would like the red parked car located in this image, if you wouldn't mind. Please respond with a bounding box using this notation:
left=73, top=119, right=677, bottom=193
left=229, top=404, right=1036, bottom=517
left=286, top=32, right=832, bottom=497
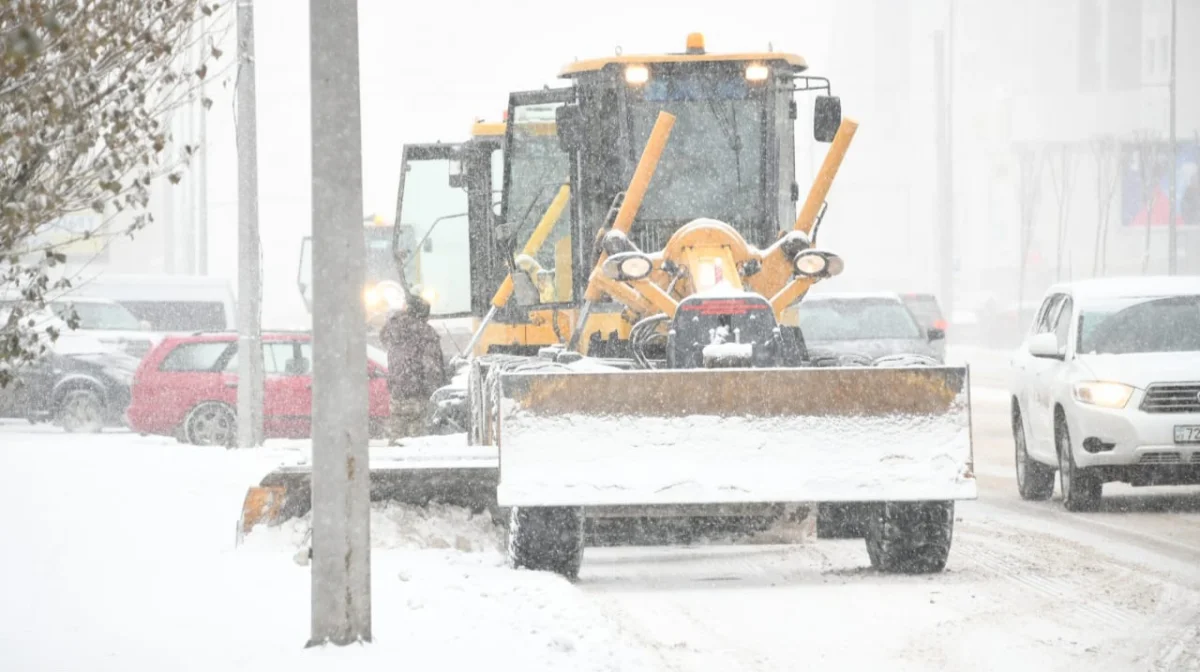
left=125, top=331, right=391, bottom=445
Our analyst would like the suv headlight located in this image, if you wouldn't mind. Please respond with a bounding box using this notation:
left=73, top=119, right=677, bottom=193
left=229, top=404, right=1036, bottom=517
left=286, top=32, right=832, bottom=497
left=1072, top=381, right=1134, bottom=409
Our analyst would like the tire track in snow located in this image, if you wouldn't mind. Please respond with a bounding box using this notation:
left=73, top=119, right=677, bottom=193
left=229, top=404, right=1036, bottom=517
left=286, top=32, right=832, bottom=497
left=1151, top=622, right=1200, bottom=671
left=954, top=540, right=1138, bottom=628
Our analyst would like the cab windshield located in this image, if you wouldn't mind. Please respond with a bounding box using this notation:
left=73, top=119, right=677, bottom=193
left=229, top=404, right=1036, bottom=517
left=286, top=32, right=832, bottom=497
left=365, top=226, right=404, bottom=285
left=502, top=106, right=573, bottom=305
left=626, top=64, right=767, bottom=246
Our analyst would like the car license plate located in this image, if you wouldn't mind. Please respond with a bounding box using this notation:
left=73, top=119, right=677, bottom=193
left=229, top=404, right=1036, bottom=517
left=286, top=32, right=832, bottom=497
left=1174, top=425, right=1200, bottom=444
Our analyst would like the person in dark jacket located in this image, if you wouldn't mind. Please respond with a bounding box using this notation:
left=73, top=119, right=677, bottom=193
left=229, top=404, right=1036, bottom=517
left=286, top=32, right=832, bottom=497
left=379, top=291, right=446, bottom=445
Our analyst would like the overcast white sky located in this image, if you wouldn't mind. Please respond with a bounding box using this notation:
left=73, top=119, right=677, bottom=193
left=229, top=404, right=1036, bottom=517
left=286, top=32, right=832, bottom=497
left=196, top=0, right=841, bottom=326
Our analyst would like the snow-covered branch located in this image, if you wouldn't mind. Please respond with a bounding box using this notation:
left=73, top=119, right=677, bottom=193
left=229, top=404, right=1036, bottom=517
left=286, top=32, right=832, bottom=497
left=0, top=0, right=231, bottom=387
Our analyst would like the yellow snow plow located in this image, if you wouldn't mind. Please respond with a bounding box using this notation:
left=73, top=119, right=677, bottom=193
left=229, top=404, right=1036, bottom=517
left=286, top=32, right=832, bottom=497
left=494, top=106, right=976, bottom=578
left=238, top=36, right=976, bottom=574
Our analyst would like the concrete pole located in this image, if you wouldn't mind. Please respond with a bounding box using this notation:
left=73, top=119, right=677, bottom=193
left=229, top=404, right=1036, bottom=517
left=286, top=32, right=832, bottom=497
left=1167, top=0, right=1177, bottom=275
left=308, top=0, right=372, bottom=646
left=236, top=0, right=265, bottom=447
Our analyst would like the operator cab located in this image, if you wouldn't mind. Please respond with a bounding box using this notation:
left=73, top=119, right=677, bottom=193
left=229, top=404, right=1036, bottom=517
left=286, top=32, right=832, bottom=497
left=495, top=34, right=841, bottom=328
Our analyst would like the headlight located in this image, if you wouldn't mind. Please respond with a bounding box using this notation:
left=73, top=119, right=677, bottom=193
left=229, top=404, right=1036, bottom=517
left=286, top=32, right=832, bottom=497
left=793, top=249, right=828, bottom=276
left=602, top=251, right=654, bottom=281
left=625, top=65, right=649, bottom=85
left=1072, top=381, right=1134, bottom=409
left=378, top=282, right=407, bottom=309
left=421, top=286, right=438, bottom=306
left=745, top=64, right=769, bottom=81
left=363, top=287, right=382, bottom=306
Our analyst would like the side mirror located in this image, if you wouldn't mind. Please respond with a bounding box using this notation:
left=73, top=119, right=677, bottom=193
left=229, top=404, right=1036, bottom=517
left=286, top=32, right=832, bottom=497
left=1028, top=332, right=1064, bottom=359
left=926, top=327, right=945, bottom=341
left=814, top=95, right=842, bottom=143
left=555, top=104, right=584, bottom=152
left=447, top=159, right=465, bottom=189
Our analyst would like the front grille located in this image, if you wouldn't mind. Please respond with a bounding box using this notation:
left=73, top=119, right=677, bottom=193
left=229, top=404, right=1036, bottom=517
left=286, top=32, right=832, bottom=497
left=1139, top=452, right=1182, bottom=464
left=1140, top=382, right=1200, bottom=413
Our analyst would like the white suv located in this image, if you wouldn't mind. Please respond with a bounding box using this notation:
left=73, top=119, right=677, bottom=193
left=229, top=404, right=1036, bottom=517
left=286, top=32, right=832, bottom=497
left=1008, top=276, right=1200, bottom=511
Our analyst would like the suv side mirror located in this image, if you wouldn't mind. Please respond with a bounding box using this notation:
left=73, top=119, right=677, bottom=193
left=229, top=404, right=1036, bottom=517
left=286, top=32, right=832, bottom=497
left=1028, top=332, right=1064, bottom=359
left=926, top=327, right=945, bottom=341
left=814, top=95, right=841, bottom=143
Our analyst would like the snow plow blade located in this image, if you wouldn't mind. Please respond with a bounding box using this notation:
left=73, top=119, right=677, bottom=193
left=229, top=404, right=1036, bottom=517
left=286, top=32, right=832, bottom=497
left=495, top=366, right=976, bottom=508
left=237, top=447, right=499, bottom=538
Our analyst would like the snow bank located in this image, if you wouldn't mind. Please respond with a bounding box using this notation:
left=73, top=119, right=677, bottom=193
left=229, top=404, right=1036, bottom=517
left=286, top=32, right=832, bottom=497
left=0, top=428, right=664, bottom=672
left=242, top=501, right=505, bottom=554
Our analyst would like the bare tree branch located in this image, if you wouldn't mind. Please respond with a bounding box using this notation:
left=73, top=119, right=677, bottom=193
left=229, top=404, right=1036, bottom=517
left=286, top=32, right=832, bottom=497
left=0, top=0, right=232, bottom=387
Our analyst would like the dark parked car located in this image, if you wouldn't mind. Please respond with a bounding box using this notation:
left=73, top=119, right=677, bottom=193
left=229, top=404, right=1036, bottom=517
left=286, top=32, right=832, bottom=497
left=796, top=291, right=946, bottom=365
left=0, top=333, right=139, bottom=432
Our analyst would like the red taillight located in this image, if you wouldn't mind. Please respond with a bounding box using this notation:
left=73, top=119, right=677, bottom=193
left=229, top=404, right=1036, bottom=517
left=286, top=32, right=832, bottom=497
left=933, top=319, right=949, bottom=331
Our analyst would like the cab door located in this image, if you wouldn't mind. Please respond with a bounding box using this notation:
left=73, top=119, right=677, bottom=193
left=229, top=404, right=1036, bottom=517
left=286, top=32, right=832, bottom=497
left=394, top=143, right=473, bottom=318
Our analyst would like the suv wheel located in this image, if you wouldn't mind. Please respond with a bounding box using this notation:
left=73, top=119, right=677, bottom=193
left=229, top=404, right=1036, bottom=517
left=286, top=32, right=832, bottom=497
left=1057, top=416, right=1101, bottom=511
left=58, top=389, right=105, bottom=434
left=1013, top=405, right=1055, bottom=500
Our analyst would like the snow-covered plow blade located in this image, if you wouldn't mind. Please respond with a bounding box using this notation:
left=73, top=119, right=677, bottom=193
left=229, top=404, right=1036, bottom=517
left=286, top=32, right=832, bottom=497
left=237, top=447, right=499, bottom=539
left=497, top=366, right=976, bottom=507
left=497, top=365, right=976, bottom=577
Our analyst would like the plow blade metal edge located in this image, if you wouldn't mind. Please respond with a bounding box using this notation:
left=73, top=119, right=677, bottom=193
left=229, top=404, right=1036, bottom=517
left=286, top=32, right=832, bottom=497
left=238, top=453, right=500, bottom=537
left=495, top=366, right=977, bottom=508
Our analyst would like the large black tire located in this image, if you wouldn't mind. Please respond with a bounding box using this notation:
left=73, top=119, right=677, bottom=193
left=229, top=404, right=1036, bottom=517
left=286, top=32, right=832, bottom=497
left=816, top=503, right=870, bottom=539
left=864, top=501, right=954, bottom=574
left=1013, top=405, right=1056, bottom=501
left=1057, top=416, right=1102, bottom=512
left=508, top=506, right=585, bottom=580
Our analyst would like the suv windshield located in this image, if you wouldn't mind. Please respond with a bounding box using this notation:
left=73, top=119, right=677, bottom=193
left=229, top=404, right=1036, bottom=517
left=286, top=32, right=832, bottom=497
left=798, top=298, right=924, bottom=341
left=627, top=65, right=767, bottom=243
left=51, top=301, right=142, bottom=331
left=1079, top=295, right=1200, bottom=354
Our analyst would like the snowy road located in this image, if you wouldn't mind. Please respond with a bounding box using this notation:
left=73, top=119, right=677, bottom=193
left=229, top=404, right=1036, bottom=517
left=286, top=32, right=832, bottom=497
left=1, top=355, right=1199, bottom=670
left=576, top=389, right=1200, bottom=672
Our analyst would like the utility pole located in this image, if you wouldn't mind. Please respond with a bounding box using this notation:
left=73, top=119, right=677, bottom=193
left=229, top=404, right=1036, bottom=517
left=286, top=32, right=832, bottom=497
left=934, top=30, right=953, bottom=318
left=236, top=0, right=265, bottom=448
left=308, top=0, right=372, bottom=646
left=1167, top=0, right=1178, bottom=274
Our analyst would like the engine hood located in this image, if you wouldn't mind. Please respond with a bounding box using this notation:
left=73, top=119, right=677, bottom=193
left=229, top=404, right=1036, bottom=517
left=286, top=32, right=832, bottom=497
left=1075, top=351, right=1200, bottom=390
